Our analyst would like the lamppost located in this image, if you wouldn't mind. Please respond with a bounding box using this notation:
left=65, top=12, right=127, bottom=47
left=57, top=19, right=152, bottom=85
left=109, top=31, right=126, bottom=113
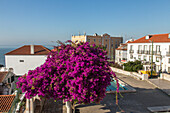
left=149, top=40, right=153, bottom=78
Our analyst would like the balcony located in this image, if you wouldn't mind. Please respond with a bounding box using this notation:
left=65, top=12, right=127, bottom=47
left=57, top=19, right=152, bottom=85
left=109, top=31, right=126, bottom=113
left=143, top=50, right=148, bottom=54
left=155, top=51, right=161, bottom=55
left=148, top=51, right=156, bottom=55
left=129, top=50, right=134, bottom=53
left=137, top=50, right=143, bottom=54
left=148, top=51, right=161, bottom=55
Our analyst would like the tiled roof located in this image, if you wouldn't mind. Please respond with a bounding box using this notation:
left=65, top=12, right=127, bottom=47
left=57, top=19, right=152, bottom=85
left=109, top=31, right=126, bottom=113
left=5, top=45, right=51, bottom=55
left=116, top=43, right=127, bottom=50
left=129, top=33, right=170, bottom=43
left=0, top=72, right=8, bottom=83
left=51, top=46, right=61, bottom=52
left=0, top=95, right=15, bottom=112
left=116, top=48, right=127, bottom=50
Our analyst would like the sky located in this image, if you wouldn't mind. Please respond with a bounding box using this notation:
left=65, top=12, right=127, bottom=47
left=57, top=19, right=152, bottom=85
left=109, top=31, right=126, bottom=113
left=0, top=0, right=170, bottom=47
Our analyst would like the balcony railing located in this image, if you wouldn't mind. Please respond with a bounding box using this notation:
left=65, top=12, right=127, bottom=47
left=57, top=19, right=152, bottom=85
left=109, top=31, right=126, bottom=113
left=143, top=50, right=148, bottom=54
left=129, top=50, right=134, bottom=53
left=148, top=51, right=161, bottom=55
left=148, top=51, right=156, bottom=55
left=137, top=50, right=143, bottom=54
left=155, top=51, right=161, bottom=55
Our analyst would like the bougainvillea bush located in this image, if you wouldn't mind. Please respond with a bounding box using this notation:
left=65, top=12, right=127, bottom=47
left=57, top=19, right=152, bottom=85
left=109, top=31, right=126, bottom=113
left=17, top=41, right=118, bottom=104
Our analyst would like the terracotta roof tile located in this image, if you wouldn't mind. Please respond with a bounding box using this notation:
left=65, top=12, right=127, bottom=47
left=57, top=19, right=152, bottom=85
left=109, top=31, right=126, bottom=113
left=116, top=43, right=127, bottom=50
left=0, top=72, right=8, bottom=83
left=129, top=33, right=170, bottom=43
left=0, top=95, right=15, bottom=112
left=5, top=45, right=51, bottom=55
left=116, top=48, right=127, bottom=50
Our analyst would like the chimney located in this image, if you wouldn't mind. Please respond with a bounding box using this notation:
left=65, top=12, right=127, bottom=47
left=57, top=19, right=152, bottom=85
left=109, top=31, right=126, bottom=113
left=9, top=68, right=13, bottom=72
left=145, top=35, right=149, bottom=39
left=84, top=32, right=86, bottom=36
left=146, top=35, right=152, bottom=39
left=31, top=45, right=34, bottom=54
left=94, top=33, right=98, bottom=36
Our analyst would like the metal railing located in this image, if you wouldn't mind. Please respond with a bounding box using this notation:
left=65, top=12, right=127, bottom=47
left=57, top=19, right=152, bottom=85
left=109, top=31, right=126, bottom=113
left=143, top=50, right=148, bottom=54
left=137, top=50, right=143, bottom=54
left=155, top=51, right=161, bottom=55
left=129, top=50, right=134, bottom=53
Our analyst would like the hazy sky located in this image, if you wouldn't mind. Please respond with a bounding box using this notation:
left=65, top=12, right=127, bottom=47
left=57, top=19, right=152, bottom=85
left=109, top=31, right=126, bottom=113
left=0, top=0, right=170, bottom=47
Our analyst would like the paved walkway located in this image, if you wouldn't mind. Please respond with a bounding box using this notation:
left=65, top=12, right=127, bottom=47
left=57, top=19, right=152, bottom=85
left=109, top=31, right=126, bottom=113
left=148, top=79, right=170, bottom=96
left=75, top=73, right=170, bottom=113
left=40, top=73, right=170, bottom=113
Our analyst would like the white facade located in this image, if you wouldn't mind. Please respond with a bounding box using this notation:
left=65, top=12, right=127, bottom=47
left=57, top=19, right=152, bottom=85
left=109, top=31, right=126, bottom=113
left=115, top=50, right=127, bottom=65
left=5, top=55, right=47, bottom=75
left=127, top=42, right=170, bottom=73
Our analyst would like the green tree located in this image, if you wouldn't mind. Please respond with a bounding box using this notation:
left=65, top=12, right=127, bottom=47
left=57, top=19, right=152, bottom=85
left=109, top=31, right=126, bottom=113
left=123, top=60, right=143, bottom=72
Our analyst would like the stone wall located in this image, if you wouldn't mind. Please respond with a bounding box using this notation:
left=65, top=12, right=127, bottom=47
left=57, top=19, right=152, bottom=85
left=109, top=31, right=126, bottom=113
left=160, top=73, right=170, bottom=81
left=110, top=67, right=148, bottom=80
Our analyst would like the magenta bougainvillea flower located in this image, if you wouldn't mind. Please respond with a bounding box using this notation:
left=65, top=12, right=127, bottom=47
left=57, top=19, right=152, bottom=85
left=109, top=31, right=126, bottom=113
left=16, top=41, right=118, bottom=104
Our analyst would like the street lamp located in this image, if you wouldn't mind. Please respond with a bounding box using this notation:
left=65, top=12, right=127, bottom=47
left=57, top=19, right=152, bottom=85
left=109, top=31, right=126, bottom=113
left=149, top=40, right=153, bottom=78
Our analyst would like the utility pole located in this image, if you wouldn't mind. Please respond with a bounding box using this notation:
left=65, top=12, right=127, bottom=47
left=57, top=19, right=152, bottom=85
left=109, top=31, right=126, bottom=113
left=151, top=40, right=153, bottom=78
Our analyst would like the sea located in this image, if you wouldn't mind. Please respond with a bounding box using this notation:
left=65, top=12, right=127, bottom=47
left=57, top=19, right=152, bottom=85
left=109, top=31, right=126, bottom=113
left=0, top=48, right=15, bottom=66
left=0, top=46, right=54, bottom=66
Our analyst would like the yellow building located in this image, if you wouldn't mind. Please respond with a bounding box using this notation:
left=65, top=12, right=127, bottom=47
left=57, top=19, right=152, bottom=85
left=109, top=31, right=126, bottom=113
left=71, top=33, right=123, bottom=60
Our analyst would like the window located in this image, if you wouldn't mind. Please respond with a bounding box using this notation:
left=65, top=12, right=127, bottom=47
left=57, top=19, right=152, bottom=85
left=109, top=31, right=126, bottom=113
left=149, top=56, right=152, bottom=61
left=19, top=60, right=24, bottom=62
left=138, top=55, right=141, bottom=60
left=111, top=44, right=113, bottom=47
left=105, top=39, right=107, bottom=42
left=144, top=45, right=147, bottom=51
left=94, top=39, right=96, bottom=42
left=130, top=54, right=133, bottom=59
left=87, top=39, right=90, bottom=42
left=115, top=44, right=118, bottom=48
left=138, top=45, right=142, bottom=50
left=149, top=45, right=152, bottom=51
left=143, top=56, right=147, bottom=61
left=130, top=45, right=133, bottom=50
left=156, top=57, right=159, bottom=62
left=99, top=39, right=101, bottom=43
left=105, top=44, right=107, bottom=48
left=119, top=51, right=121, bottom=55
left=156, top=45, right=160, bottom=52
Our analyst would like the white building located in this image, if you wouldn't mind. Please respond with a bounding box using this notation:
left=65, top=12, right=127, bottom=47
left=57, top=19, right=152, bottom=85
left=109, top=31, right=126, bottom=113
left=115, top=43, right=128, bottom=65
left=115, top=39, right=135, bottom=65
left=127, top=33, right=170, bottom=73
left=5, top=45, right=51, bottom=76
